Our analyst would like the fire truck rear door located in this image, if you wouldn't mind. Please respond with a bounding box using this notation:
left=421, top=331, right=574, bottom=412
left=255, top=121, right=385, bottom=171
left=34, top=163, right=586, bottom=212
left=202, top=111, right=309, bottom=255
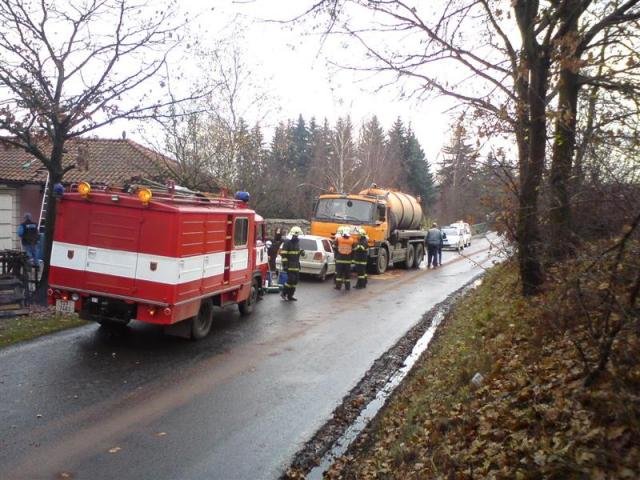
left=84, top=204, right=142, bottom=296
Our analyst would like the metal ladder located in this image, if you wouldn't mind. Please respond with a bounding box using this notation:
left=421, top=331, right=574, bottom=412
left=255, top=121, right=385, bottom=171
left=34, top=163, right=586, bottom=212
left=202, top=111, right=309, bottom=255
left=38, top=171, right=50, bottom=233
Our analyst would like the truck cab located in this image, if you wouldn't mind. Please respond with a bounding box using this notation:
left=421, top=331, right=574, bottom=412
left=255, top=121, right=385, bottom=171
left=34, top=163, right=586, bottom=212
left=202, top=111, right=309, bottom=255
left=310, top=187, right=427, bottom=274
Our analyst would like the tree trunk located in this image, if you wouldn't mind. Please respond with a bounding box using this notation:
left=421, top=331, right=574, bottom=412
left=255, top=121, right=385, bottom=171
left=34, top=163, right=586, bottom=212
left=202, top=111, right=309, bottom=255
left=549, top=66, right=579, bottom=260
left=518, top=54, right=549, bottom=296
left=37, top=170, right=62, bottom=301
left=36, top=139, right=66, bottom=303
left=549, top=3, right=583, bottom=261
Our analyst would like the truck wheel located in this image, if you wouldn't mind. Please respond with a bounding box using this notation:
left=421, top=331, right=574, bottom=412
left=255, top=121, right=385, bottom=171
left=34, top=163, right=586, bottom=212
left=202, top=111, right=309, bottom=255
left=191, top=300, right=213, bottom=340
left=413, top=244, right=424, bottom=268
left=374, top=248, right=388, bottom=274
left=402, top=244, right=415, bottom=269
left=238, top=282, right=258, bottom=316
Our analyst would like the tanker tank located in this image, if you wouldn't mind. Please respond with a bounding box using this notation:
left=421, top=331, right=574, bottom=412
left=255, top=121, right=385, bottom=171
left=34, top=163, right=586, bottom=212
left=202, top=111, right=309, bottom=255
left=359, top=187, right=423, bottom=231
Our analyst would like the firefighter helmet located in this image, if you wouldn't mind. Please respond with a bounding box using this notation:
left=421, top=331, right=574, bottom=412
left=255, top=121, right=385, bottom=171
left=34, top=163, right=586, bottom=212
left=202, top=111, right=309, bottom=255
left=289, top=226, right=303, bottom=237
left=358, top=227, right=368, bottom=237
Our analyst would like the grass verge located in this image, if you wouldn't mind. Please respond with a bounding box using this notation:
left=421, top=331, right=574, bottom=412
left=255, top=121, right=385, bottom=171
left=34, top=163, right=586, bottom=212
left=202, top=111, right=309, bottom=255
left=325, top=259, right=639, bottom=479
left=0, top=309, right=87, bottom=349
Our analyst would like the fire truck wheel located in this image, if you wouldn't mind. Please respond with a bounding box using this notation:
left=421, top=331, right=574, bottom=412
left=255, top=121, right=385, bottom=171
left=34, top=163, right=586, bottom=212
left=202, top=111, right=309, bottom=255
left=191, top=300, right=213, bottom=340
left=238, top=281, right=258, bottom=316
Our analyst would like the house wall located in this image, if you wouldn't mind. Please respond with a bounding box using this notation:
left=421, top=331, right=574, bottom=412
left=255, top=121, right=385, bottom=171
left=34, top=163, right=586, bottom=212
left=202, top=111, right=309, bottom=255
left=0, top=186, right=20, bottom=250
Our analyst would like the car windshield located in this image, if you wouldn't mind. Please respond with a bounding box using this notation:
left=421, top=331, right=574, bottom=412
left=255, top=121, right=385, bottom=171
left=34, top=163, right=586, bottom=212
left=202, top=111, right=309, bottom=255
left=314, top=198, right=375, bottom=224
left=442, top=228, right=459, bottom=236
left=297, top=238, right=318, bottom=251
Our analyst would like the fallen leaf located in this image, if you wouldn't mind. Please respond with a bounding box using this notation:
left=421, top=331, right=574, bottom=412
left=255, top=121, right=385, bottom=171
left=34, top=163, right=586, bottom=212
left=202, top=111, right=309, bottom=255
left=607, top=426, right=626, bottom=440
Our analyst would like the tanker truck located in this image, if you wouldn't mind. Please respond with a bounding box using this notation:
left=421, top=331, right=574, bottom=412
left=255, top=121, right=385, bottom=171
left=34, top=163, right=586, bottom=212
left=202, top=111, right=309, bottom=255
left=310, top=186, right=428, bottom=274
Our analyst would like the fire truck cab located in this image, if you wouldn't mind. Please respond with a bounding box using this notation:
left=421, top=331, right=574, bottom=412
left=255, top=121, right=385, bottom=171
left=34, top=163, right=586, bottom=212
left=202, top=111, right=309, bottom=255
left=48, top=183, right=269, bottom=340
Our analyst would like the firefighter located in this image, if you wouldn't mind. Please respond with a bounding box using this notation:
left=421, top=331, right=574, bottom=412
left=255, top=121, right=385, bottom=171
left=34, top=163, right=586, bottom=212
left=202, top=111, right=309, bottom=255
left=334, top=226, right=356, bottom=291
left=280, top=226, right=304, bottom=301
left=353, top=227, right=369, bottom=289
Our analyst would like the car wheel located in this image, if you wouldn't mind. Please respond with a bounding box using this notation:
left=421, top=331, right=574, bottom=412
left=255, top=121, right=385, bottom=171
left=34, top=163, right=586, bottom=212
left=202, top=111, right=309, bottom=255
left=318, top=264, right=328, bottom=282
left=413, top=244, right=424, bottom=268
left=238, top=281, right=258, bottom=316
left=191, top=299, right=213, bottom=340
left=374, top=248, right=389, bottom=274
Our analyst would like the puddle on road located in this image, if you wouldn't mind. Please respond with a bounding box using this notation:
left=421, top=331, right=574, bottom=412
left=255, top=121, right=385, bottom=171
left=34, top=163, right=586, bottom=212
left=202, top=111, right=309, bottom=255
left=307, top=308, right=448, bottom=479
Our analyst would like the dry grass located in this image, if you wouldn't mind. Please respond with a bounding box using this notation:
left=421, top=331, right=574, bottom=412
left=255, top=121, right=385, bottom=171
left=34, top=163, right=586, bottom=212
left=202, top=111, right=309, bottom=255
left=325, top=251, right=640, bottom=479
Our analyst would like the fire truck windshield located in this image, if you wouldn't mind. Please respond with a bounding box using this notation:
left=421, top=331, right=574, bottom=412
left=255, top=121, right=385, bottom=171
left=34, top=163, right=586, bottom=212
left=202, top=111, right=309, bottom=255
left=314, top=198, right=375, bottom=224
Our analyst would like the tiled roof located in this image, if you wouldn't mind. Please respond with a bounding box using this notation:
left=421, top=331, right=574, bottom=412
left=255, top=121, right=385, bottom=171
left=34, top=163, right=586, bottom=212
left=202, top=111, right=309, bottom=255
left=0, top=138, right=173, bottom=185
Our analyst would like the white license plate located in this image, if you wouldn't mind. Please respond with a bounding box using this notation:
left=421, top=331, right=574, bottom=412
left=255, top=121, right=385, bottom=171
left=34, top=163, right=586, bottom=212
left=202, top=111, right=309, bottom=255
left=56, top=299, right=75, bottom=314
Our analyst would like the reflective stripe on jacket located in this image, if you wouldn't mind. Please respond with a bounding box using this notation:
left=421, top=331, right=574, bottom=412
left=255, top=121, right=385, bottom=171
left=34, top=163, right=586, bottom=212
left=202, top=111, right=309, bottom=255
left=353, top=238, right=368, bottom=264
left=280, top=238, right=301, bottom=271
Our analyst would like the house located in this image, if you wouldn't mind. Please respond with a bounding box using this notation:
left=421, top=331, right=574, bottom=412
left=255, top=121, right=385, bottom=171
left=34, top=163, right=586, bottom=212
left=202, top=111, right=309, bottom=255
left=0, top=138, right=173, bottom=250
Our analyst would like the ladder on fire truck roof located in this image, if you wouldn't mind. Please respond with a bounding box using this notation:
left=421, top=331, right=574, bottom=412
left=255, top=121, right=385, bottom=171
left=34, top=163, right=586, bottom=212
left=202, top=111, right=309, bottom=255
left=129, top=178, right=243, bottom=209
left=38, top=171, right=50, bottom=234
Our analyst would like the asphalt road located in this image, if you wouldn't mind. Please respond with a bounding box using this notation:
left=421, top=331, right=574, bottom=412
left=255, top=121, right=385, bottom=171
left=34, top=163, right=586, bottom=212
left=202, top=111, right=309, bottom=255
left=0, top=234, right=502, bottom=480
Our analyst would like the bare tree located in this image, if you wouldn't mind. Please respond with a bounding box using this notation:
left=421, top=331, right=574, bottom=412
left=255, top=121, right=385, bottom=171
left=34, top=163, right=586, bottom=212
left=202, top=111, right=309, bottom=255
left=301, top=0, right=640, bottom=295
left=356, top=116, right=387, bottom=188
left=0, top=0, right=197, bottom=290
left=159, top=36, right=276, bottom=193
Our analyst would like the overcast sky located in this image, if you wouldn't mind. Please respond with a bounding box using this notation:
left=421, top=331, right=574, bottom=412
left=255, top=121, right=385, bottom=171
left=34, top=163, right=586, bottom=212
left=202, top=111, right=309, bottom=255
left=106, top=0, right=456, bottom=163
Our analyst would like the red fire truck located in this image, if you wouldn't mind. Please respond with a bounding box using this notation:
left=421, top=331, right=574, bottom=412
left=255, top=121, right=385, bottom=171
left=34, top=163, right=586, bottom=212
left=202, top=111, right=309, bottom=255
left=47, top=182, right=269, bottom=340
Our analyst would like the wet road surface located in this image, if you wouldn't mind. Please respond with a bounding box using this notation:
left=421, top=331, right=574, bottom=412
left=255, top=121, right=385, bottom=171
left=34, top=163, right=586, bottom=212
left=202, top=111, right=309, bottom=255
left=0, top=235, right=501, bottom=479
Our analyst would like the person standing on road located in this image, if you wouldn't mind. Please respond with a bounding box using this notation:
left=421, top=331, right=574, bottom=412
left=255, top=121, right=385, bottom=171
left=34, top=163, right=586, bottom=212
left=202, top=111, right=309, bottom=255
left=438, top=227, right=447, bottom=267
left=425, top=222, right=443, bottom=268
left=268, top=228, right=283, bottom=271
left=334, top=226, right=356, bottom=291
left=280, top=226, right=304, bottom=301
left=353, top=227, right=369, bottom=289
left=17, top=213, right=39, bottom=264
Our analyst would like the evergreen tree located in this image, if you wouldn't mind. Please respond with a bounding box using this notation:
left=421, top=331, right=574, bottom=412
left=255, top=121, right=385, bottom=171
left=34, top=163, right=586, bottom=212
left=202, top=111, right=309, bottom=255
left=405, top=128, right=436, bottom=208
left=386, top=118, right=409, bottom=190
left=292, top=114, right=311, bottom=176
left=236, top=120, right=268, bottom=210
left=265, top=121, right=299, bottom=217
left=438, top=120, right=479, bottom=222
left=308, top=117, right=336, bottom=193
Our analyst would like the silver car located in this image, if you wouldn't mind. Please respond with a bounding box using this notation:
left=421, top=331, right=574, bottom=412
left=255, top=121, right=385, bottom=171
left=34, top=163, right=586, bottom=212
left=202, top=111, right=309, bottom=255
left=276, top=235, right=336, bottom=281
left=441, top=226, right=464, bottom=252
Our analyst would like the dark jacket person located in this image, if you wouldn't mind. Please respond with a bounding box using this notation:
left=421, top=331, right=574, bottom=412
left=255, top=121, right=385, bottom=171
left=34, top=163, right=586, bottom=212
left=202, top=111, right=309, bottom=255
left=425, top=222, right=443, bottom=268
left=280, top=227, right=303, bottom=301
